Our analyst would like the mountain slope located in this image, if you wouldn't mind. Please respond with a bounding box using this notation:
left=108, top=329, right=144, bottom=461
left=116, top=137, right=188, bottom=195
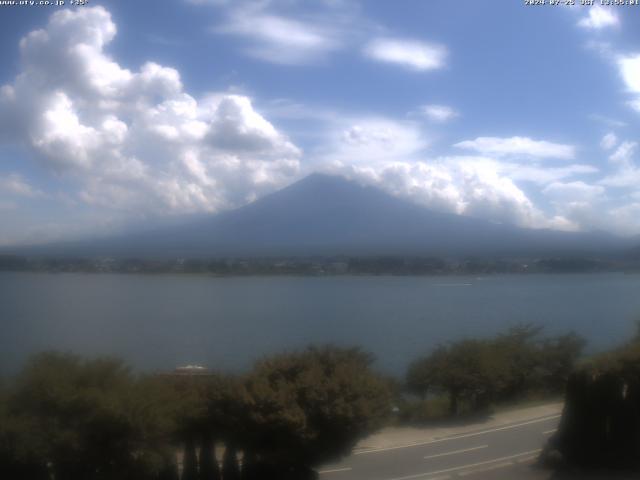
left=11, top=174, right=632, bottom=258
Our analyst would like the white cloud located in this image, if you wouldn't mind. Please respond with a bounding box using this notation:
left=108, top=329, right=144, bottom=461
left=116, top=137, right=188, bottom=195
left=543, top=181, right=605, bottom=203
left=214, top=11, right=341, bottom=65
left=578, top=6, right=619, bottom=30
left=618, top=54, right=640, bottom=92
left=616, top=54, right=640, bottom=113
left=315, top=118, right=592, bottom=230
left=600, top=141, right=640, bottom=188
left=541, top=182, right=604, bottom=234
left=325, top=117, right=427, bottom=165
left=0, top=6, right=302, bottom=222
left=454, top=136, right=576, bottom=160
left=452, top=158, right=597, bottom=186
left=578, top=12, right=640, bottom=118
left=419, top=104, right=458, bottom=123
left=363, top=38, right=447, bottom=71
left=601, top=171, right=640, bottom=188
left=609, top=141, right=637, bottom=167
left=604, top=202, right=640, bottom=235
left=600, top=132, right=618, bottom=150
left=0, top=174, right=42, bottom=198
left=204, top=1, right=451, bottom=73
left=327, top=158, right=556, bottom=229
left=588, top=114, right=627, bottom=128
left=206, top=0, right=370, bottom=66
left=206, top=95, right=300, bottom=156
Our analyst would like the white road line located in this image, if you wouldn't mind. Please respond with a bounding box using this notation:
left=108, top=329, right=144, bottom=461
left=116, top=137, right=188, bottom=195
left=516, top=455, right=539, bottom=463
left=423, top=445, right=488, bottom=460
left=383, top=449, right=542, bottom=480
left=354, top=414, right=561, bottom=455
left=542, top=429, right=557, bottom=435
left=319, top=467, right=353, bottom=475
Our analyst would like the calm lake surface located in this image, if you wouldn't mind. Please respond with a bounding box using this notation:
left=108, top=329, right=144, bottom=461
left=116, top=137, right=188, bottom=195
left=1, top=272, right=639, bottom=377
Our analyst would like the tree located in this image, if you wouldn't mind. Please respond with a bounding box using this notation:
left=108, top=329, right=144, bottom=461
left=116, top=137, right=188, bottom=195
left=550, top=340, right=640, bottom=470
left=0, top=390, right=49, bottom=480
left=406, top=348, right=445, bottom=400
left=199, top=431, right=220, bottom=480
left=222, top=444, right=240, bottom=480
left=157, top=370, right=239, bottom=480
left=182, top=437, right=198, bottom=480
left=406, top=326, right=586, bottom=417
left=493, top=324, right=544, bottom=400
left=538, top=332, right=586, bottom=394
left=239, top=346, right=391, bottom=476
left=5, top=352, right=176, bottom=480
left=439, top=340, right=507, bottom=415
left=408, top=340, right=507, bottom=416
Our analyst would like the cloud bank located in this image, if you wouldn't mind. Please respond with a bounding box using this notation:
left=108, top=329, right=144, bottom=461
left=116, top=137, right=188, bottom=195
left=0, top=7, right=301, bottom=222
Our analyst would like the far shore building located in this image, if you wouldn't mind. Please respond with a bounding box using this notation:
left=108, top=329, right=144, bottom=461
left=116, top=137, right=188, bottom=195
left=160, top=364, right=215, bottom=377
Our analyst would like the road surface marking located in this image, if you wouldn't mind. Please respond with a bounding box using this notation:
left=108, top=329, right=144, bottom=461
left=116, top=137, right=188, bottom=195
left=319, top=467, right=352, bottom=474
left=355, top=414, right=560, bottom=455
left=383, top=449, right=542, bottom=480
left=516, top=454, right=539, bottom=463
left=423, top=445, right=488, bottom=460
left=542, top=429, right=556, bottom=435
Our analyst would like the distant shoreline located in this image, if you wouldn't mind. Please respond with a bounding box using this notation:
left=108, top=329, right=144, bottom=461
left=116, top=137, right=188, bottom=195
left=2, top=268, right=639, bottom=277
left=2, top=253, right=640, bottom=276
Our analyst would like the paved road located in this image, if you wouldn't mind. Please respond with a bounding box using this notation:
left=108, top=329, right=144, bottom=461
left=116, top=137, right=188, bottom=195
left=318, top=414, right=560, bottom=480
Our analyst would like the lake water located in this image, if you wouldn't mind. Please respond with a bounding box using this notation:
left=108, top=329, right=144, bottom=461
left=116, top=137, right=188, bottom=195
left=1, top=272, right=639, bottom=377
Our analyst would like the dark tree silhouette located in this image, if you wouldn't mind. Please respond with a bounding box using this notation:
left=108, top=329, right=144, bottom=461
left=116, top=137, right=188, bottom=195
left=549, top=338, right=640, bottom=471
left=157, top=460, right=180, bottom=480
left=222, top=444, right=241, bottom=480
left=199, top=432, right=220, bottom=480
left=240, top=450, right=258, bottom=480
left=182, top=436, right=198, bottom=480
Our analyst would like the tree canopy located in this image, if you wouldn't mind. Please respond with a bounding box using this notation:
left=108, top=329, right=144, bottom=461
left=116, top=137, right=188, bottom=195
left=406, top=325, right=585, bottom=416
left=239, top=346, right=391, bottom=468
left=549, top=334, right=640, bottom=470
left=0, top=346, right=392, bottom=479
left=1, top=352, right=177, bottom=480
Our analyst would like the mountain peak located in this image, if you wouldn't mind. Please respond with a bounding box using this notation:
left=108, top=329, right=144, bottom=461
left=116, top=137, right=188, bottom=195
left=278, top=172, right=365, bottom=196
left=298, top=172, right=345, bottom=184
left=11, top=173, right=630, bottom=258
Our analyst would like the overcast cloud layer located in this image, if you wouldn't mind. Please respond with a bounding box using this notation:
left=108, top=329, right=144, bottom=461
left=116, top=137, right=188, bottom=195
left=0, top=2, right=639, bottom=244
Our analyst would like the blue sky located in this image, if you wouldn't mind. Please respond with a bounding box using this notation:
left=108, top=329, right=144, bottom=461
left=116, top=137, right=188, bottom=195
left=0, top=0, right=639, bottom=245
